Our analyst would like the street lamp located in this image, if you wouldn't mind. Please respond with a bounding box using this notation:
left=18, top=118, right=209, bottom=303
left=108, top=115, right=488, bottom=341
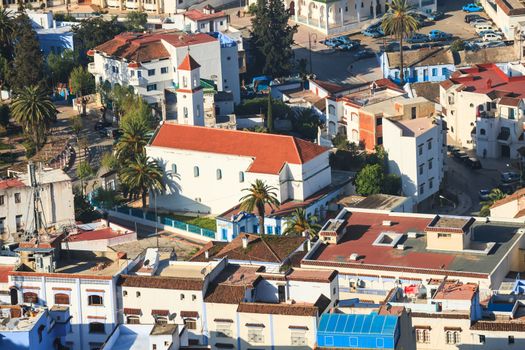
left=438, top=195, right=456, bottom=209
left=308, top=33, right=317, bottom=75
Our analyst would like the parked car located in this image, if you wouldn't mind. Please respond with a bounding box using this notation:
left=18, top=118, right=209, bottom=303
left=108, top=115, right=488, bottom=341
left=499, top=183, right=518, bottom=194
left=363, top=27, right=384, bottom=37
left=355, top=49, right=375, bottom=59
left=483, top=32, right=503, bottom=41
left=470, top=18, right=490, bottom=26
left=412, top=13, right=431, bottom=26
left=453, top=150, right=468, bottom=159
left=474, top=23, right=495, bottom=33
left=465, top=157, right=482, bottom=169
left=479, top=189, right=491, bottom=201
left=339, top=42, right=359, bottom=51
left=323, top=38, right=340, bottom=47
left=428, top=11, right=444, bottom=21
left=465, top=14, right=485, bottom=23
left=477, top=29, right=501, bottom=37
left=501, top=171, right=521, bottom=183
left=428, top=30, right=453, bottom=41
left=485, top=41, right=506, bottom=48
left=463, top=3, right=483, bottom=12
left=407, top=33, right=430, bottom=43
left=464, top=41, right=481, bottom=51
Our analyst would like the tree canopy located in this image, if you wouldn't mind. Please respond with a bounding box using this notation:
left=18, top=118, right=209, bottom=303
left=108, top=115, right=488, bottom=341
left=126, top=11, right=148, bottom=32
left=70, top=66, right=95, bottom=96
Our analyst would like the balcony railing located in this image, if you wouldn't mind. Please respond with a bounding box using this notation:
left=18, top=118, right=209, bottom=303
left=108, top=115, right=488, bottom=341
left=339, top=287, right=388, bottom=295
left=128, top=76, right=146, bottom=86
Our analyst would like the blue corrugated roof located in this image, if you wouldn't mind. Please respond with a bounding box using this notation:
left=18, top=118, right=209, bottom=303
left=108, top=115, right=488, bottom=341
left=318, top=313, right=398, bottom=336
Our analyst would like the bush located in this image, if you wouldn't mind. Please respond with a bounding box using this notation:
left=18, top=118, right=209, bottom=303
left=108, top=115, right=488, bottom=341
left=247, top=3, right=257, bottom=14
left=22, top=140, right=36, bottom=158
left=450, top=39, right=465, bottom=52
left=355, top=164, right=384, bottom=196
left=74, top=191, right=101, bottom=223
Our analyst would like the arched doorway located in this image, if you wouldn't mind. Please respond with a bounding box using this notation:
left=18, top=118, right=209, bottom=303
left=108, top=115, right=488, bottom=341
left=10, top=288, right=18, bottom=305
left=289, top=1, right=295, bottom=15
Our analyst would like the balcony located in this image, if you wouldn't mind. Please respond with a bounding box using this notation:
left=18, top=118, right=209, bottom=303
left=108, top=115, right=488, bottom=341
left=128, top=76, right=146, bottom=86
left=497, top=128, right=511, bottom=144
left=88, top=62, right=98, bottom=74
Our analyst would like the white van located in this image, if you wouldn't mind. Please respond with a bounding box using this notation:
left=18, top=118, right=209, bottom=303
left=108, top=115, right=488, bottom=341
left=475, top=24, right=495, bottom=34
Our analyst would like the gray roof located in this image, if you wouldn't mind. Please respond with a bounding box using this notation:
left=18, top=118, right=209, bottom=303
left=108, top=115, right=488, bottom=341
left=353, top=194, right=409, bottom=211
left=459, top=47, right=519, bottom=66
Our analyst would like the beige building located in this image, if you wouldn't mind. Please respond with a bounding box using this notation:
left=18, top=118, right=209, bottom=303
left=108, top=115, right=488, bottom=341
left=490, top=188, right=525, bottom=219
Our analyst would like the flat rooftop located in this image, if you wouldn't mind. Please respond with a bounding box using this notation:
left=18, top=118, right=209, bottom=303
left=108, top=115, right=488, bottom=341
left=391, top=117, right=436, bottom=138
left=102, top=324, right=179, bottom=350
left=307, top=210, right=524, bottom=275
left=0, top=308, right=43, bottom=332
left=342, top=87, right=404, bottom=107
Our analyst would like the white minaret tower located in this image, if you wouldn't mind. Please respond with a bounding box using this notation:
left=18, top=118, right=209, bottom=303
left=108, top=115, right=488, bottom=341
left=176, top=53, right=204, bottom=126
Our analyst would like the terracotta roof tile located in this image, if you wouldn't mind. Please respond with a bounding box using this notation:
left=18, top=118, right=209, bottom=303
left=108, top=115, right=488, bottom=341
left=471, top=321, right=525, bottom=332
left=237, top=302, right=319, bottom=316
left=149, top=124, right=327, bottom=174
left=66, top=228, right=133, bottom=242
left=491, top=188, right=525, bottom=208
left=178, top=53, right=201, bottom=71
left=204, top=284, right=247, bottom=304
left=0, top=179, right=25, bottom=190
left=499, top=96, right=521, bottom=107
left=183, top=9, right=227, bottom=21
left=119, top=275, right=203, bottom=290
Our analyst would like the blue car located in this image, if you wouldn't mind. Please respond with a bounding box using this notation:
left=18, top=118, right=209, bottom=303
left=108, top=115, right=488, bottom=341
left=407, top=33, right=430, bottom=43
left=323, top=38, right=340, bottom=48
left=362, top=28, right=384, bottom=38
left=428, top=30, right=453, bottom=41
left=463, top=3, right=483, bottom=12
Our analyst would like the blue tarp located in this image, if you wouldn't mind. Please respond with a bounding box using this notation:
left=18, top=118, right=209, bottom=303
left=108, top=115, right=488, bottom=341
left=317, top=313, right=399, bottom=349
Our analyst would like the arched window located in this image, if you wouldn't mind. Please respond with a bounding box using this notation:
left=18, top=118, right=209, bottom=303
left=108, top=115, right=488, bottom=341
left=127, top=316, right=140, bottom=324
left=193, top=166, right=199, bottom=177
left=23, top=292, right=38, bottom=304
left=88, top=295, right=103, bottom=306
left=182, top=76, right=188, bottom=88
left=216, top=169, right=222, bottom=180
left=328, top=105, right=336, bottom=116
left=239, top=171, right=245, bottom=183
left=171, top=164, right=177, bottom=174
left=89, top=322, right=106, bottom=334
left=54, top=293, right=70, bottom=305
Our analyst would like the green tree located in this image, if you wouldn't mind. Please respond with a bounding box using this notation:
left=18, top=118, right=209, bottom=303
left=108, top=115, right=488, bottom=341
left=111, top=84, right=136, bottom=120
left=0, top=8, right=14, bottom=61
left=115, top=117, right=150, bottom=161
left=0, top=103, right=10, bottom=128
left=355, top=164, right=384, bottom=196
left=70, top=66, right=95, bottom=97
left=9, top=14, right=45, bottom=90
left=480, top=188, right=506, bottom=216
left=71, top=115, right=83, bottom=138
left=126, top=11, right=147, bottom=32
left=76, top=160, right=93, bottom=195
left=332, top=133, right=350, bottom=151
left=251, top=0, right=298, bottom=77
left=283, top=208, right=321, bottom=238
left=266, top=93, right=273, bottom=132
left=239, top=179, right=280, bottom=234
left=46, top=49, right=77, bottom=86
left=10, top=85, right=57, bottom=150
left=450, top=39, right=465, bottom=53
left=381, top=0, right=419, bottom=84
left=382, top=174, right=402, bottom=195
left=93, top=188, right=124, bottom=209
left=292, top=109, right=320, bottom=140
left=74, top=191, right=101, bottom=223
left=101, top=152, right=118, bottom=171
left=120, top=154, right=164, bottom=208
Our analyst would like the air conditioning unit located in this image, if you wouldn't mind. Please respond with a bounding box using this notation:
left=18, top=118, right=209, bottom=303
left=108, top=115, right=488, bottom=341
left=407, top=231, right=418, bottom=238
left=382, top=220, right=392, bottom=226
left=397, top=244, right=405, bottom=250
left=349, top=253, right=360, bottom=261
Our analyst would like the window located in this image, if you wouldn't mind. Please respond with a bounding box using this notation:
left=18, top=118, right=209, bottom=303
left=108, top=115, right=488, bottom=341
left=419, top=164, right=424, bottom=175
left=446, top=331, right=460, bottom=344
left=130, top=70, right=135, bottom=77
left=89, top=322, right=105, bottom=334
left=479, top=335, right=486, bottom=344
left=291, top=332, right=307, bottom=345
left=127, top=316, right=140, bottom=324
left=171, top=164, right=177, bottom=174
left=275, top=226, right=281, bottom=235
left=200, top=23, right=205, bottom=29
left=415, top=329, right=430, bottom=343
left=137, top=71, right=142, bottom=78
left=432, top=68, right=438, bottom=76
left=88, top=295, right=103, bottom=306
left=411, top=107, right=416, bottom=119
left=376, top=118, right=382, bottom=126
left=123, top=291, right=128, bottom=297
left=216, top=323, right=232, bottom=337
left=180, top=293, right=185, bottom=300
left=509, top=336, right=514, bottom=344
left=14, top=193, right=20, bottom=203
left=182, top=76, right=188, bottom=88
left=509, top=107, right=515, bottom=120
left=192, top=294, right=197, bottom=301
left=23, top=292, right=38, bottom=304
left=221, top=228, right=227, bottom=241
left=418, top=144, right=423, bottom=155
left=216, top=169, right=222, bottom=180
left=54, top=293, right=70, bottom=305
left=428, top=159, right=433, bottom=170
left=148, top=69, right=155, bottom=76
left=161, top=67, right=168, bottom=74
left=136, top=291, right=141, bottom=297
left=239, top=171, right=245, bottom=183
left=0, top=195, right=4, bottom=205
left=267, top=226, right=273, bottom=234
left=16, top=215, right=22, bottom=231
left=0, top=218, right=4, bottom=233
left=112, top=66, right=119, bottom=74
left=146, top=84, right=157, bottom=92
left=429, top=177, right=434, bottom=189
left=183, top=106, right=188, bottom=118
left=184, top=318, right=196, bottom=330
left=38, top=324, right=45, bottom=343
left=419, top=183, right=425, bottom=195
left=193, top=166, right=199, bottom=177
left=153, top=345, right=157, bottom=350
left=438, top=233, right=452, bottom=238
left=248, top=329, right=264, bottom=343
left=377, top=136, right=383, bottom=145
left=480, top=128, right=486, bottom=135
left=427, top=139, right=432, bottom=150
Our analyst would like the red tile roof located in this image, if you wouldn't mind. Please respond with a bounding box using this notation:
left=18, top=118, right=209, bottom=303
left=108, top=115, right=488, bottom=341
left=0, top=265, right=14, bottom=283
left=433, top=282, right=478, bottom=300
left=66, top=227, right=132, bottom=242
left=0, top=179, right=25, bottom=190
left=471, top=320, right=525, bottom=331
left=178, top=53, right=201, bottom=71
left=491, top=188, right=525, bottom=208
left=447, top=64, right=525, bottom=98
left=183, top=9, right=227, bottom=21
left=150, top=124, right=327, bottom=174
left=93, top=31, right=216, bottom=63
left=119, top=275, right=204, bottom=290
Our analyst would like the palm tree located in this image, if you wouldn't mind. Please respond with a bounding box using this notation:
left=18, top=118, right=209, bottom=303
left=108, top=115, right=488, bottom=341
left=120, top=154, right=164, bottom=208
left=381, top=0, right=419, bottom=84
left=239, top=179, right=280, bottom=234
left=283, top=208, right=321, bottom=238
left=480, top=188, right=506, bottom=216
left=0, top=9, right=14, bottom=52
left=10, top=85, right=57, bottom=150
left=115, top=117, right=150, bottom=162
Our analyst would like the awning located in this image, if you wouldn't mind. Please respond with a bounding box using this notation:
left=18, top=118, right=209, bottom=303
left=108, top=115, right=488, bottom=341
left=180, top=311, right=199, bottom=318
left=152, top=309, right=170, bottom=316
left=123, top=308, right=141, bottom=315
left=245, top=323, right=265, bottom=328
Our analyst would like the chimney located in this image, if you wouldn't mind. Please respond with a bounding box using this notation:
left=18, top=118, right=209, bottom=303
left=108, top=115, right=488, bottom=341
left=242, top=235, right=248, bottom=249
left=307, top=239, right=312, bottom=251
left=486, top=79, right=492, bottom=89
left=205, top=250, right=209, bottom=259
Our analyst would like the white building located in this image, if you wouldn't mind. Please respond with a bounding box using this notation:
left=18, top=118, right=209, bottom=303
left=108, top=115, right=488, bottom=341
left=88, top=30, right=241, bottom=116
left=0, top=166, right=74, bottom=240
left=145, top=123, right=331, bottom=215
left=383, top=117, right=446, bottom=208
left=168, top=6, right=229, bottom=33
